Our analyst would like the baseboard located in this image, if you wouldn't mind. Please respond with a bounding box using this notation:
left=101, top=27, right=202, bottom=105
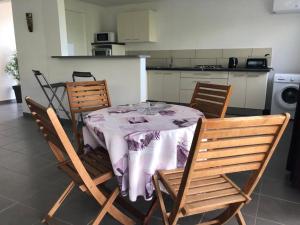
left=0, top=99, right=16, bottom=105
left=226, top=107, right=265, bottom=116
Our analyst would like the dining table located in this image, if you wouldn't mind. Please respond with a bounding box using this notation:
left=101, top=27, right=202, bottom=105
left=82, top=103, right=204, bottom=202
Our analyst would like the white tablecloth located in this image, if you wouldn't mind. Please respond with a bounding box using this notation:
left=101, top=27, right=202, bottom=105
left=83, top=104, right=204, bottom=201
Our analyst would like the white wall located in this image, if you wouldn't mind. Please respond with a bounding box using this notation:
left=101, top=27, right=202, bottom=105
left=101, top=0, right=300, bottom=73
left=11, top=0, right=146, bottom=113
left=65, top=0, right=103, bottom=55
left=0, top=1, right=17, bottom=101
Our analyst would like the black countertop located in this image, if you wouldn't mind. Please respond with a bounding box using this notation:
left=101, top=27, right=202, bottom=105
left=147, top=67, right=272, bottom=72
left=52, top=55, right=150, bottom=59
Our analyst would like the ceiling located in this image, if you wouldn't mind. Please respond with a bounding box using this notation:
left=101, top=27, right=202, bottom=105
left=79, top=0, right=163, bottom=7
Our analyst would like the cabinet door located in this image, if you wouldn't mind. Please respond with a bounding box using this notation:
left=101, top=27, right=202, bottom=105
left=147, top=71, right=163, bottom=101
left=117, top=13, right=133, bottom=42
left=132, top=11, right=148, bottom=42
left=117, top=10, right=157, bottom=43
left=228, top=72, right=247, bottom=108
left=163, top=72, right=180, bottom=102
left=180, top=90, right=194, bottom=104
left=246, top=73, right=268, bottom=109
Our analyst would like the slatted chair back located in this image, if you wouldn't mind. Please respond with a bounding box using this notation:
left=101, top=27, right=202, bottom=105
left=26, top=96, right=102, bottom=186
left=66, top=80, right=111, bottom=149
left=66, top=80, right=111, bottom=114
left=173, top=114, right=290, bottom=218
left=26, top=97, right=67, bottom=163
left=190, top=82, right=232, bottom=118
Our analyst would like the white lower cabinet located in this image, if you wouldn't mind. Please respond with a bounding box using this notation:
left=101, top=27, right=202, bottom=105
left=228, top=72, right=268, bottom=109
left=147, top=71, right=180, bottom=102
left=163, top=72, right=180, bottom=102
left=228, top=72, right=247, bottom=108
left=148, top=70, right=268, bottom=110
left=148, top=71, right=163, bottom=101
left=245, top=73, right=268, bottom=109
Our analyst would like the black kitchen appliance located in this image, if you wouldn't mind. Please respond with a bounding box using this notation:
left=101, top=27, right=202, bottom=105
left=246, top=58, right=268, bottom=69
left=287, top=83, right=300, bottom=188
left=228, top=57, right=238, bottom=68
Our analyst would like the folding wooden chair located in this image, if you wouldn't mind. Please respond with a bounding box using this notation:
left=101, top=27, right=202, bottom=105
left=66, top=81, right=111, bottom=150
left=153, top=113, right=290, bottom=225
left=190, top=82, right=232, bottom=118
left=25, top=97, right=134, bottom=225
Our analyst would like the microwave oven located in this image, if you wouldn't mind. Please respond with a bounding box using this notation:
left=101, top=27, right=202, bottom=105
left=246, top=58, right=268, bottom=69
left=94, top=32, right=116, bottom=43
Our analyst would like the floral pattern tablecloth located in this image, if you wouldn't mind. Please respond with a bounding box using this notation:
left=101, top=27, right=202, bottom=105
left=83, top=104, right=204, bottom=201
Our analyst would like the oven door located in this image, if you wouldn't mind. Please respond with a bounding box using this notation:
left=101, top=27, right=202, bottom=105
left=93, top=48, right=112, bottom=56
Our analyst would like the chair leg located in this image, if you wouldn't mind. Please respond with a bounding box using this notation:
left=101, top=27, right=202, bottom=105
left=201, top=203, right=244, bottom=225
left=153, top=175, right=170, bottom=225
left=92, top=188, right=120, bottom=225
left=143, top=196, right=159, bottom=225
left=92, top=186, right=135, bottom=225
left=41, top=181, right=75, bottom=223
left=235, top=210, right=246, bottom=225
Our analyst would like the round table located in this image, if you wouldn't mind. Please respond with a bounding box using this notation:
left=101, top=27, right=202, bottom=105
left=83, top=104, right=204, bottom=201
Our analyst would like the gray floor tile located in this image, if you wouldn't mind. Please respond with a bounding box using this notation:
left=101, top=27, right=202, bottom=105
left=0, top=195, right=15, bottom=212
left=0, top=167, right=50, bottom=202
left=32, top=218, right=73, bottom=225
left=261, top=177, right=300, bottom=204
left=201, top=209, right=255, bottom=225
left=255, top=217, right=284, bottom=225
left=0, top=148, right=54, bottom=176
left=258, top=195, right=300, bottom=225
left=0, top=203, right=41, bottom=225
left=242, top=194, right=259, bottom=217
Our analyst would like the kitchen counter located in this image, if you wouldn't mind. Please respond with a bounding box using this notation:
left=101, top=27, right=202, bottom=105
left=147, top=67, right=272, bottom=72
left=52, top=55, right=150, bottom=59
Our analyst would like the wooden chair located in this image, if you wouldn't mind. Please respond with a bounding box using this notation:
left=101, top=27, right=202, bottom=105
left=190, top=82, right=232, bottom=118
left=153, top=113, right=290, bottom=225
left=66, top=80, right=111, bottom=150
left=25, top=97, right=134, bottom=225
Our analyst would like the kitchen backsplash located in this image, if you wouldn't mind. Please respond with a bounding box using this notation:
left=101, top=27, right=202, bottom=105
left=126, top=48, right=272, bottom=68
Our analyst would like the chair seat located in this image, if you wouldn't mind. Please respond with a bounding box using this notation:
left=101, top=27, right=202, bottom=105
left=157, top=169, right=249, bottom=215
left=59, top=148, right=113, bottom=185
left=42, top=82, right=66, bottom=89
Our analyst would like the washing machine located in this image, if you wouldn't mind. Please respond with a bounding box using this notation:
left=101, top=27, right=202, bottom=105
left=271, top=73, right=300, bottom=119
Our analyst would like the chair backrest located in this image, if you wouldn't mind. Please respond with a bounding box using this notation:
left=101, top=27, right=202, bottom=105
left=26, top=97, right=67, bottom=163
left=190, top=82, right=232, bottom=118
left=176, top=113, right=290, bottom=208
left=72, top=71, right=96, bottom=82
left=25, top=97, right=104, bottom=199
left=66, top=80, right=111, bottom=115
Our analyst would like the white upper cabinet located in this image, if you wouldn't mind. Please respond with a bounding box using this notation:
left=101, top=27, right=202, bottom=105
left=117, top=10, right=157, bottom=43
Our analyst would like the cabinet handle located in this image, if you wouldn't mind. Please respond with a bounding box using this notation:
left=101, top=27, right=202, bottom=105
left=232, top=74, right=245, bottom=77
left=193, top=81, right=210, bottom=84
left=194, top=73, right=211, bottom=76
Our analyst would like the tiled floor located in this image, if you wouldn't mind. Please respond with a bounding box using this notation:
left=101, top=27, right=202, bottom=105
left=0, top=103, right=299, bottom=225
